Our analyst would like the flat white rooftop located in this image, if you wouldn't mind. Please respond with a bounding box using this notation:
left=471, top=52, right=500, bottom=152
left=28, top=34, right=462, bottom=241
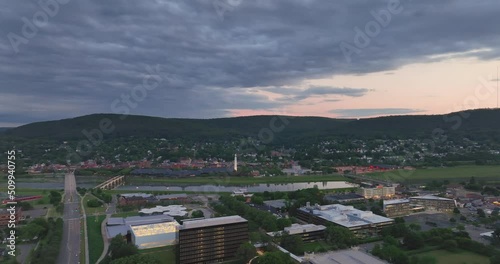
left=301, top=204, right=393, bottom=228
left=139, top=205, right=187, bottom=216
left=267, top=223, right=326, bottom=237
left=182, top=215, right=247, bottom=229
left=410, top=195, right=454, bottom=201
left=383, top=199, right=410, bottom=205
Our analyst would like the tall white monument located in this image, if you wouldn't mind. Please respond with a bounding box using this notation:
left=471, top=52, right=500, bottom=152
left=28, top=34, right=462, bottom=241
left=234, top=154, right=238, bottom=171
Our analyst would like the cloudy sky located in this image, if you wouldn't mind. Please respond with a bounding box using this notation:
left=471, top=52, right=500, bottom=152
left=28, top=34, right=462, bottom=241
left=1, top=0, right=500, bottom=127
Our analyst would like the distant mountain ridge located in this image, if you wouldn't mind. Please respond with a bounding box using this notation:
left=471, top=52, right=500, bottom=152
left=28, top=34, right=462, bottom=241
left=0, top=127, right=12, bottom=133
left=4, top=109, right=500, bottom=141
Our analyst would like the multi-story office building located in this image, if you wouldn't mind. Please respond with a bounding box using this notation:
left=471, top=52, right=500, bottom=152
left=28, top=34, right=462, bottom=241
left=383, top=199, right=411, bottom=218
left=267, top=224, right=326, bottom=243
left=295, top=203, right=394, bottom=235
left=357, top=186, right=395, bottom=199
left=178, top=215, right=248, bottom=264
left=409, top=195, right=456, bottom=212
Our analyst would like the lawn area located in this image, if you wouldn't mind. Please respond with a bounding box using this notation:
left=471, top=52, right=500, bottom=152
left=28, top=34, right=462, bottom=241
left=364, top=165, right=500, bottom=183
left=140, top=246, right=176, bottom=264
left=87, top=215, right=106, bottom=264
left=80, top=220, right=86, bottom=264
left=416, top=249, right=490, bottom=264
left=112, top=211, right=138, bottom=218
left=83, top=193, right=107, bottom=215
left=303, top=241, right=333, bottom=252
left=127, top=174, right=348, bottom=185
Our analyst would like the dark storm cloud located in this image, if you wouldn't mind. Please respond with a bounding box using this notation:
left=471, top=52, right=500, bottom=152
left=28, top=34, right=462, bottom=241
left=330, top=108, right=424, bottom=118
left=1, top=0, right=500, bottom=125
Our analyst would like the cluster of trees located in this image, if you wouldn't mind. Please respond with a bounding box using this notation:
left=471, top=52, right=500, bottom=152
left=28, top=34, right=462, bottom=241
left=324, top=225, right=358, bottom=249
left=92, top=188, right=112, bottom=203
left=254, top=243, right=295, bottom=264
left=76, top=187, right=88, bottom=196
left=101, top=235, right=162, bottom=264
left=49, top=190, right=64, bottom=214
left=19, top=218, right=50, bottom=240
left=191, top=210, right=204, bottom=218
left=373, top=219, right=500, bottom=264
left=87, top=198, right=104, bottom=207
left=213, top=195, right=291, bottom=232
left=29, top=218, right=64, bottom=263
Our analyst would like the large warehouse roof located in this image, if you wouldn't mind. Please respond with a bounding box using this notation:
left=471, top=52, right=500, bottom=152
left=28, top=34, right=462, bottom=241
left=300, top=204, right=393, bottom=228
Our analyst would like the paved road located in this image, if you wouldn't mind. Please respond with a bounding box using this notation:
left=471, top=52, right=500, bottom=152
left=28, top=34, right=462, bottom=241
left=57, top=172, right=81, bottom=264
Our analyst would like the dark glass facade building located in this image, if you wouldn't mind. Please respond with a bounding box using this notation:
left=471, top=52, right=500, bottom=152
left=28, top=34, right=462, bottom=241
left=178, top=216, right=248, bottom=264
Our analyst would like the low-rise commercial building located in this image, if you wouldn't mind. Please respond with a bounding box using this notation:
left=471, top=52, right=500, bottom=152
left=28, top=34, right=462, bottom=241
left=106, top=214, right=179, bottom=249
left=357, top=186, right=395, bottom=199
left=324, top=193, right=365, bottom=204
left=295, top=203, right=394, bottom=234
left=178, top=216, right=249, bottom=264
left=383, top=199, right=411, bottom=218
left=267, top=224, right=326, bottom=242
left=409, top=195, right=456, bottom=212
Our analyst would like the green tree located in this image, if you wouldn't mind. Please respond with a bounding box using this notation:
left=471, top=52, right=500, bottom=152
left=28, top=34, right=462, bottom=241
left=257, top=252, right=294, bottom=264
left=87, top=199, right=103, bottom=207
left=477, top=208, right=486, bottom=218
left=453, top=207, right=460, bottom=214
left=403, top=232, right=424, bottom=250
left=191, top=210, right=204, bottom=218
left=276, top=218, right=292, bottom=230
left=235, top=242, right=257, bottom=263
left=251, top=196, right=264, bottom=205
left=49, top=191, right=62, bottom=205
left=408, top=223, right=421, bottom=231
left=109, top=235, right=139, bottom=260
left=280, top=232, right=304, bottom=255
left=443, top=239, right=458, bottom=252
left=110, top=254, right=161, bottom=264
left=325, top=226, right=357, bottom=249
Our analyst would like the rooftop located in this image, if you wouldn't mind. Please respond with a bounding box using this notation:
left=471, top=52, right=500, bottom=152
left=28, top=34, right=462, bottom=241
left=120, top=193, right=153, bottom=198
left=263, top=199, right=287, bottom=209
left=106, top=214, right=177, bottom=239
left=300, top=204, right=393, bottom=228
left=139, top=205, right=187, bottom=217
left=156, top=193, right=188, bottom=200
left=267, top=224, right=326, bottom=237
left=410, top=195, right=454, bottom=201
left=383, top=199, right=410, bottom=205
left=181, top=215, right=247, bottom=230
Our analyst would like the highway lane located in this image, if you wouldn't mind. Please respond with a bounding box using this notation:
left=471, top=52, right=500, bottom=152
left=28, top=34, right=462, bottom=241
left=57, top=172, right=81, bottom=264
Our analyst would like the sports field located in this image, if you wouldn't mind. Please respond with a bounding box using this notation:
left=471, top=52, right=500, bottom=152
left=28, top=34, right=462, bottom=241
left=364, top=165, right=500, bottom=183
left=416, top=250, right=489, bottom=264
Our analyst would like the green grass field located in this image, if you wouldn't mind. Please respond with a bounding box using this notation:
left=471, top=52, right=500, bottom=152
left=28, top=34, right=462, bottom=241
left=416, top=250, right=489, bottom=264
left=87, top=215, right=106, bottom=264
left=127, top=174, right=347, bottom=185
left=364, top=165, right=500, bottom=183
left=140, top=246, right=176, bottom=264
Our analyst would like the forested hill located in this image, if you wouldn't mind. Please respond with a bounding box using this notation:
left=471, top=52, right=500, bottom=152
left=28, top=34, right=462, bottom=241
left=4, top=108, right=500, bottom=141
